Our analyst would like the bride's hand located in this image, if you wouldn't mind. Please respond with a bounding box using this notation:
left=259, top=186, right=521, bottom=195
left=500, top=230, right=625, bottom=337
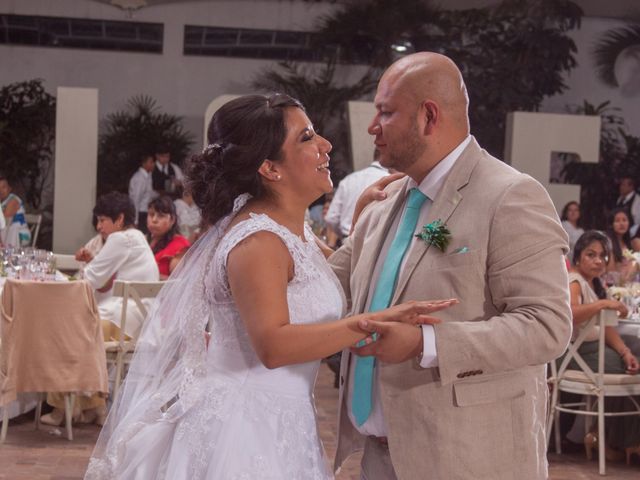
left=350, top=172, right=405, bottom=233
left=372, top=299, right=458, bottom=326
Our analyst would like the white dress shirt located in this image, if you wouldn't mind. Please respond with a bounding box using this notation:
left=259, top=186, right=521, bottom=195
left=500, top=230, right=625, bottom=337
left=155, top=161, right=184, bottom=181
left=84, top=229, right=159, bottom=336
left=325, top=162, right=389, bottom=237
left=128, top=167, right=154, bottom=220
left=347, top=136, right=471, bottom=436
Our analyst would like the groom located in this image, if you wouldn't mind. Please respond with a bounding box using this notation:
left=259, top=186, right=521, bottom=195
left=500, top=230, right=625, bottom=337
left=329, top=52, right=572, bottom=480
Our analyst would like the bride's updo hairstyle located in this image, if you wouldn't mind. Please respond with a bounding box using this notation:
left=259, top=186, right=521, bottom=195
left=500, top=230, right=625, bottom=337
left=186, top=93, right=304, bottom=227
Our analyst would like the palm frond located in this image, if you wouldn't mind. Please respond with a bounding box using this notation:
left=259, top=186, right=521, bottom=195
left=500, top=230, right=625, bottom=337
left=592, top=24, right=640, bottom=87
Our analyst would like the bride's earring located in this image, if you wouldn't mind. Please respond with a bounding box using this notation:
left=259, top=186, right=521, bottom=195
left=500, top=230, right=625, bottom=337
left=275, top=174, right=282, bottom=181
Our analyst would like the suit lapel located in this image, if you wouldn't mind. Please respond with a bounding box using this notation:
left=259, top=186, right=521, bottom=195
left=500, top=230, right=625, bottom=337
left=391, top=139, right=482, bottom=304
left=353, top=179, right=411, bottom=314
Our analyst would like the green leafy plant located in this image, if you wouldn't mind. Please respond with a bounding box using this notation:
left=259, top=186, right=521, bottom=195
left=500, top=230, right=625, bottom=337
left=593, top=24, right=640, bottom=87
left=98, top=95, right=194, bottom=195
left=0, top=79, right=55, bottom=209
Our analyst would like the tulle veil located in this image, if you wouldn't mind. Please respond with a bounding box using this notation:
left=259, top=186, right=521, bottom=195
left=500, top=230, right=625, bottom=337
left=84, top=194, right=251, bottom=479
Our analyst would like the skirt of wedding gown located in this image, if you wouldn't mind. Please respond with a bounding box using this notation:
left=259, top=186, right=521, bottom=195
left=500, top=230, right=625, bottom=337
left=103, top=349, right=334, bottom=480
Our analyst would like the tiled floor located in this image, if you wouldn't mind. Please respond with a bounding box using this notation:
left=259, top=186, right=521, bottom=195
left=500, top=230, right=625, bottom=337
left=1, top=364, right=639, bottom=479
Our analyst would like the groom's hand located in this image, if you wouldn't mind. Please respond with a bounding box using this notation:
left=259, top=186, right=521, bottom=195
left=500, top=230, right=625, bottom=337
left=352, top=320, right=422, bottom=363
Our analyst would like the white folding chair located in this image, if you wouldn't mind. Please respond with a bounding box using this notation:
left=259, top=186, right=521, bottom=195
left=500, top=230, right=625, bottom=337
left=106, top=280, right=164, bottom=405
left=547, top=309, right=640, bottom=475
left=24, top=213, right=42, bottom=247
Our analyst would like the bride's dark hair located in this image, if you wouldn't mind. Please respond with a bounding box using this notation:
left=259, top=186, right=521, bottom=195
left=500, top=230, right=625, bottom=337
left=186, top=93, right=304, bottom=227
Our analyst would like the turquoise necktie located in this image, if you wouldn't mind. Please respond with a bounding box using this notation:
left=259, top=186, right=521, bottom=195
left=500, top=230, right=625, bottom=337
left=352, top=188, right=428, bottom=426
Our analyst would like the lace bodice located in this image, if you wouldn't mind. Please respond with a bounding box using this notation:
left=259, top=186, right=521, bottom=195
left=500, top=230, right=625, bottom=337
left=206, top=213, right=346, bottom=355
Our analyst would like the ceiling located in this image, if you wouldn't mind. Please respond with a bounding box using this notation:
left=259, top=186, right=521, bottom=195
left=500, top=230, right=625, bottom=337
left=93, top=0, right=640, bottom=21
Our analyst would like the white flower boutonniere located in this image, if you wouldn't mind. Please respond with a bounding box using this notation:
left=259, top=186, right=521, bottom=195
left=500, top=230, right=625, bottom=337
left=415, top=219, right=451, bottom=252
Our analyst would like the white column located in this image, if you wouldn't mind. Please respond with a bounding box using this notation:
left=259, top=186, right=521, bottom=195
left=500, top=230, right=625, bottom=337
left=53, top=87, right=98, bottom=253
left=505, top=112, right=601, bottom=213
left=347, top=101, right=377, bottom=171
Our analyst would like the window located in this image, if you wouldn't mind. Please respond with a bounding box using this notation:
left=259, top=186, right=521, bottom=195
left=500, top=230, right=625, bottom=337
left=184, top=25, right=330, bottom=62
left=0, top=14, right=163, bottom=53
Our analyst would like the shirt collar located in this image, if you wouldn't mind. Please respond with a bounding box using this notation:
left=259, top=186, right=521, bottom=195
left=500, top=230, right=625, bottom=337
left=407, top=135, right=471, bottom=200
left=622, top=191, right=635, bottom=202
left=156, top=161, right=165, bottom=171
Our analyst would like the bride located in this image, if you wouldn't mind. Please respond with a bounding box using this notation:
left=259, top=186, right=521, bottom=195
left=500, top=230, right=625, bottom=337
left=85, top=94, right=454, bottom=479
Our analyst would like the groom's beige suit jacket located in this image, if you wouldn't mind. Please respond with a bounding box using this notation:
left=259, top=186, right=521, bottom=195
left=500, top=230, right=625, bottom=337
left=330, top=138, right=572, bottom=480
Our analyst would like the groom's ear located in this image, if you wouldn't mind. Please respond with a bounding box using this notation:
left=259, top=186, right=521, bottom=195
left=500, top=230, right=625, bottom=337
left=420, top=100, right=439, bottom=136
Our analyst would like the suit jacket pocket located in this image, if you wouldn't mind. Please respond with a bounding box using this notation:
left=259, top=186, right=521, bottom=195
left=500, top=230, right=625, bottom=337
left=428, top=248, right=481, bottom=271
left=454, top=371, right=525, bottom=407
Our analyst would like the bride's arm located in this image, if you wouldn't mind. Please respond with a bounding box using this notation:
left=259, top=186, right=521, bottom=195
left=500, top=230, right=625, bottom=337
left=228, top=230, right=454, bottom=369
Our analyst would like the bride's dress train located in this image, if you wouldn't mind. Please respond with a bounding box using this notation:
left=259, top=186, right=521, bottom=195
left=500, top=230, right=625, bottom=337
left=85, top=211, right=345, bottom=479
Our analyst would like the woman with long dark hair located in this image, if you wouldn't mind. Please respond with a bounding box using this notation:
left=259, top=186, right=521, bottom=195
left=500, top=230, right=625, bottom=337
left=147, top=195, right=190, bottom=279
left=567, top=230, right=640, bottom=463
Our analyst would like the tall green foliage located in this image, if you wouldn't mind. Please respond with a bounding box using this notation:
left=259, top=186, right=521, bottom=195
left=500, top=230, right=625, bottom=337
left=98, top=95, right=194, bottom=195
left=0, top=79, right=55, bottom=209
left=314, top=0, right=582, bottom=158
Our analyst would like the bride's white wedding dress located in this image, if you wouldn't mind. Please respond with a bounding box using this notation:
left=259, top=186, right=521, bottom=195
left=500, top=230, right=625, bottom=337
left=85, top=212, right=345, bottom=480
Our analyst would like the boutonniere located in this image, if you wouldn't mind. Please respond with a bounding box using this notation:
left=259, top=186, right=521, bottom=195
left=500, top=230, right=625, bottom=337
left=415, top=219, right=451, bottom=252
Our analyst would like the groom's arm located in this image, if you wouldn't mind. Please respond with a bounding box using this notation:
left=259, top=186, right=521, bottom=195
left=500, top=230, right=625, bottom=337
left=434, top=175, right=572, bottom=385
left=328, top=238, right=353, bottom=309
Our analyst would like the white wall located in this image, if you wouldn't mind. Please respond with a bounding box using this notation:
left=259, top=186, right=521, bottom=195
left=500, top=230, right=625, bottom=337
left=542, top=17, right=640, bottom=137
left=0, top=0, right=352, bottom=149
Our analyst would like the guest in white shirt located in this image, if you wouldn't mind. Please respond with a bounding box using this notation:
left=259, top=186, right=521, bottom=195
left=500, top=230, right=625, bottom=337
left=324, top=149, right=389, bottom=238
left=325, top=150, right=390, bottom=242
left=152, top=145, right=184, bottom=196
left=81, top=192, right=159, bottom=339
left=615, top=176, right=640, bottom=236
left=174, top=190, right=201, bottom=242
left=128, top=152, right=155, bottom=234
left=561, top=200, right=584, bottom=264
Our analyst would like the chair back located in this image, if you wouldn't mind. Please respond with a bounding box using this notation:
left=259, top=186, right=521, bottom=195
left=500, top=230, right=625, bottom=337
left=24, top=213, right=42, bottom=248
left=112, top=280, right=164, bottom=344
left=553, top=309, right=618, bottom=389
left=53, top=253, right=82, bottom=274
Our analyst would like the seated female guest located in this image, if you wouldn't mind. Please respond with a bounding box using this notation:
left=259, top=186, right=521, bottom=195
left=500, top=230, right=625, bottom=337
left=606, top=208, right=635, bottom=280
left=42, top=192, right=159, bottom=427
left=568, top=230, right=640, bottom=462
left=147, top=195, right=190, bottom=279
left=82, top=191, right=159, bottom=338
left=561, top=201, right=584, bottom=263
left=0, top=174, right=31, bottom=247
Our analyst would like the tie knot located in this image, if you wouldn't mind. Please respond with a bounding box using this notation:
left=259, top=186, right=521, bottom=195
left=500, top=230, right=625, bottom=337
left=407, top=188, right=427, bottom=210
